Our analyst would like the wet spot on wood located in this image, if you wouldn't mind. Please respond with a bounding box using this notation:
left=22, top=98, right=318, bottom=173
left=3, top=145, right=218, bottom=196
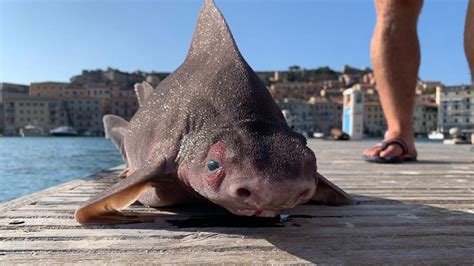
left=167, top=215, right=284, bottom=228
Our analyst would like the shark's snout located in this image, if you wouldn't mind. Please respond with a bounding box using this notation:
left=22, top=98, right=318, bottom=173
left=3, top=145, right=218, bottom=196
left=226, top=173, right=316, bottom=214
left=222, top=147, right=318, bottom=216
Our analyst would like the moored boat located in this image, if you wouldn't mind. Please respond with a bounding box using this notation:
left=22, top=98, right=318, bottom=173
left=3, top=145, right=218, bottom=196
left=428, top=131, right=444, bottom=140
left=50, top=126, right=78, bottom=137
left=19, top=125, right=45, bottom=137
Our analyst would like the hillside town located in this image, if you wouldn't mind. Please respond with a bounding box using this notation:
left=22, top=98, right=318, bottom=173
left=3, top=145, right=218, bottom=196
left=0, top=66, right=472, bottom=138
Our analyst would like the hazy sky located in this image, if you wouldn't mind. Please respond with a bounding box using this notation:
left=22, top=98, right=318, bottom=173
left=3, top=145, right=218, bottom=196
left=1, top=0, right=471, bottom=85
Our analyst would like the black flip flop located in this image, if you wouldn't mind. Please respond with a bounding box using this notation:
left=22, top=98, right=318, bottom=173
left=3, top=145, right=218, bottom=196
left=362, top=138, right=417, bottom=164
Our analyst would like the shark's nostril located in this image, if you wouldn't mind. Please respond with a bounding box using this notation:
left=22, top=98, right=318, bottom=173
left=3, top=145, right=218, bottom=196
left=236, top=188, right=251, bottom=199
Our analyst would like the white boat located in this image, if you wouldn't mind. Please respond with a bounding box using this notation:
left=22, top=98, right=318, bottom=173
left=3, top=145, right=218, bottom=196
left=50, top=126, right=78, bottom=137
left=313, top=132, right=325, bottom=139
left=428, top=131, right=444, bottom=140
left=20, top=124, right=45, bottom=137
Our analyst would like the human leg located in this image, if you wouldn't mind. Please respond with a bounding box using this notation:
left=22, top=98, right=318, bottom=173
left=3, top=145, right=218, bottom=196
left=364, top=0, right=423, bottom=160
left=465, top=0, right=474, bottom=83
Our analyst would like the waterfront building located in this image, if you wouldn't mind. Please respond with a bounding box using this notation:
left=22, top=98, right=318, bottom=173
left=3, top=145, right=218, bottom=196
left=417, top=80, right=443, bottom=95
left=413, top=97, right=438, bottom=136
left=0, top=67, right=449, bottom=137
left=362, top=72, right=376, bottom=85
left=437, top=85, right=473, bottom=136
left=65, top=97, right=105, bottom=136
left=109, top=87, right=139, bottom=121
left=3, top=96, right=67, bottom=135
left=71, top=68, right=162, bottom=89
left=278, top=98, right=315, bottom=134
left=30, top=82, right=68, bottom=97
left=270, top=71, right=281, bottom=83
left=364, top=96, right=440, bottom=137
left=338, top=65, right=371, bottom=87
left=307, top=96, right=343, bottom=135
left=86, top=86, right=112, bottom=99
left=30, top=82, right=95, bottom=99
left=363, top=101, right=387, bottom=136
left=62, top=84, right=89, bottom=98
left=0, top=83, right=29, bottom=135
left=269, top=82, right=321, bottom=101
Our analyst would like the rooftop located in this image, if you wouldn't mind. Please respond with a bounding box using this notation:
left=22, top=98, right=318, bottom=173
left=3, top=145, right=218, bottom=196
left=1, top=140, right=473, bottom=264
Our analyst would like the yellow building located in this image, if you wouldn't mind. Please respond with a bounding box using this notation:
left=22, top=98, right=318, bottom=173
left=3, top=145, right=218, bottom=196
left=0, top=83, right=29, bottom=135
left=308, top=96, right=343, bottom=134
left=30, top=82, right=68, bottom=98
left=363, top=101, right=387, bottom=136
left=3, top=96, right=67, bottom=135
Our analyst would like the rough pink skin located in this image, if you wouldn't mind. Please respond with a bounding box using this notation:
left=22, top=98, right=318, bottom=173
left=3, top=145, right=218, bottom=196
left=177, top=139, right=317, bottom=217
left=75, top=0, right=353, bottom=226
left=122, top=0, right=322, bottom=217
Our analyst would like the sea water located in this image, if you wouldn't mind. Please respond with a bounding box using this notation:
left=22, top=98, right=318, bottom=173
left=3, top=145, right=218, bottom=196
left=0, top=137, right=123, bottom=202
left=0, top=137, right=444, bottom=203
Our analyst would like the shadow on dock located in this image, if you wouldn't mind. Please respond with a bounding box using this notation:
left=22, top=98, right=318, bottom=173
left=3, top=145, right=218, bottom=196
left=82, top=195, right=474, bottom=263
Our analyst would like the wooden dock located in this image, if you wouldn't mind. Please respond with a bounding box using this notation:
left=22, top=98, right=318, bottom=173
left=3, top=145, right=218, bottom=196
left=1, top=140, right=473, bottom=264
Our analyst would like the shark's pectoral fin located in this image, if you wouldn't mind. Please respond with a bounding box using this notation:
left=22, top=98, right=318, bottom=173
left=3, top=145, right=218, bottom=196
left=74, top=184, right=154, bottom=225
left=103, top=115, right=129, bottom=162
left=310, top=172, right=355, bottom=206
left=134, top=82, right=154, bottom=107
left=75, top=162, right=166, bottom=225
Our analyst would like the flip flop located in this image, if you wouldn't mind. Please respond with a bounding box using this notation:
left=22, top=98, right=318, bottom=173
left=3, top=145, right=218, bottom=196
left=362, top=138, right=417, bottom=164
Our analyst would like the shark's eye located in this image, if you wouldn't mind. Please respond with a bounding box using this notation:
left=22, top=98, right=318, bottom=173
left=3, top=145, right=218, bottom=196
left=207, top=160, right=220, bottom=171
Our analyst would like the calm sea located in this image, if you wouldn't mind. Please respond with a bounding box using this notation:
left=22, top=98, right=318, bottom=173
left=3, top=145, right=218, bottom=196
left=0, top=137, right=123, bottom=202
left=0, top=137, right=444, bottom=203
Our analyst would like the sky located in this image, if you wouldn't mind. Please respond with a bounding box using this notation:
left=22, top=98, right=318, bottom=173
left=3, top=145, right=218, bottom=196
left=0, top=0, right=472, bottom=86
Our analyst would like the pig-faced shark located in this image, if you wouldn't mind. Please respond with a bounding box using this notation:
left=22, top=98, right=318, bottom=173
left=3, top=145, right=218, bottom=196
left=75, top=0, right=353, bottom=225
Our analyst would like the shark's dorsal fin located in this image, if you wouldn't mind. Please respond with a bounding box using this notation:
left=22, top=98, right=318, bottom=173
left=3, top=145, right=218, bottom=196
left=178, top=0, right=286, bottom=124
left=134, top=82, right=154, bottom=107
left=187, top=0, right=242, bottom=61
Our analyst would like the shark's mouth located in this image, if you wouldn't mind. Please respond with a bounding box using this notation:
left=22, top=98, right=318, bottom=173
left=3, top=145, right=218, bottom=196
left=233, top=208, right=282, bottom=217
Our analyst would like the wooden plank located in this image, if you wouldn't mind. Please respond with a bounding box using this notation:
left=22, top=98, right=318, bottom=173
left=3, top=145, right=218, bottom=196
left=0, top=140, right=473, bottom=264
